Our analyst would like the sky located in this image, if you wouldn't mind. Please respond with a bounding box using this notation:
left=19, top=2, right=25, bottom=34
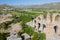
left=0, top=0, right=60, bottom=6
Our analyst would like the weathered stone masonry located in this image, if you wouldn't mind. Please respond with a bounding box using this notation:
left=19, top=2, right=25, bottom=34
left=33, top=12, right=60, bottom=37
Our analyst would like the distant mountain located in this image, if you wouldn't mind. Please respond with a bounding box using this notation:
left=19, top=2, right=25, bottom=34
left=0, top=4, right=14, bottom=9
left=0, top=4, right=14, bottom=11
left=22, top=2, right=60, bottom=10
left=1, top=2, right=60, bottom=10
left=0, top=4, right=22, bottom=12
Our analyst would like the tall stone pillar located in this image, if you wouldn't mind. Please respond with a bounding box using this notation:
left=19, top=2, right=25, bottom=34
left=56, top=16, right=60, bottom=36
left=52, top=14, right=56, bottom=24
left=45, top=13, right=54, bottom=37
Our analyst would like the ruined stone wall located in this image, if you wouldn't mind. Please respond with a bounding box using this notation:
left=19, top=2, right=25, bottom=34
left=33, top=13, right=60, bottom=36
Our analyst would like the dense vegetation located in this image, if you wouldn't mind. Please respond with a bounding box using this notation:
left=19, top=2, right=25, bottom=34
left=0, top=33, right=9, bottom=40
left=0, top=21, right=13, bottom=29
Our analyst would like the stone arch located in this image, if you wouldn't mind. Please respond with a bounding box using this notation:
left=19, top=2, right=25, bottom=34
left=38, top=23, right=41, bottom=29
left=55, top=15, right=60, bottom=21
left=34, top=25, right=36, bottom=29
left=38, top=17, right=41, bottom=20
left=54, top=25, right=58, bottom=33
left=52, top=14, right=60, bottom=24
left=34, top=20, right=36, bottom=23
left=43, top=24, right=46, bottom=30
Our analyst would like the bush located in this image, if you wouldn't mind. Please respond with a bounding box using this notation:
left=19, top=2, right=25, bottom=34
left=21, top=22, right=35, bottom=35
left=0, top=21, right=13, bottom=29
left=32, top=32, right=46, bottom=40
left=0, top=33, right=9, bottom=40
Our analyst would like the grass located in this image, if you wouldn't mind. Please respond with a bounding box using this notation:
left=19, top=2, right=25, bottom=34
left=0, top=33, right=9, bottom=40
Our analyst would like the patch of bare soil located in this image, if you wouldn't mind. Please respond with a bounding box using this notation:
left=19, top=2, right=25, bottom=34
left=0, top=14, right=13, bottom=23
left=9, top=23, right=22, bottom=33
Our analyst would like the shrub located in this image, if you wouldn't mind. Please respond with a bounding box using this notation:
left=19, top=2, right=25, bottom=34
left=0, top=33, right=9, bottom=40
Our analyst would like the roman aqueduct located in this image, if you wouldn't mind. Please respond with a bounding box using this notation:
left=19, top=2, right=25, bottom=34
left=33, top=12, right=60, bottom=37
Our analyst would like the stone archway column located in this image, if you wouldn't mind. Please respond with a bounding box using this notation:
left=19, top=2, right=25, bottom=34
left=52, top=14, right=57, bottom=35
left=45, top=24, right=54, bottom=37
left=56, top=19, right=60, bottom=36
left=45, top=13, right=54, bottom=37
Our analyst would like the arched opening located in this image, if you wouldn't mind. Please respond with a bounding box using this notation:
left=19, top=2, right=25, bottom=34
left=43, top=24, right=46, bottom=30
left=54, top=26, right=58, bottom=33
left=55, top=15, right=60, bottom=21
left=34, top=20, right=36, bottom=23
left=38, top=17, right=41, bottom=20
left=34, top=25, right=36, bottom=28
left=38, top=23, right=40, bottom=29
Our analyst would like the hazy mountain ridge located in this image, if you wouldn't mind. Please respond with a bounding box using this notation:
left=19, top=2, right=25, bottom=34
left=23, top=2, right=60, bottom=10
left=1, top=2, right=60, bottom=10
